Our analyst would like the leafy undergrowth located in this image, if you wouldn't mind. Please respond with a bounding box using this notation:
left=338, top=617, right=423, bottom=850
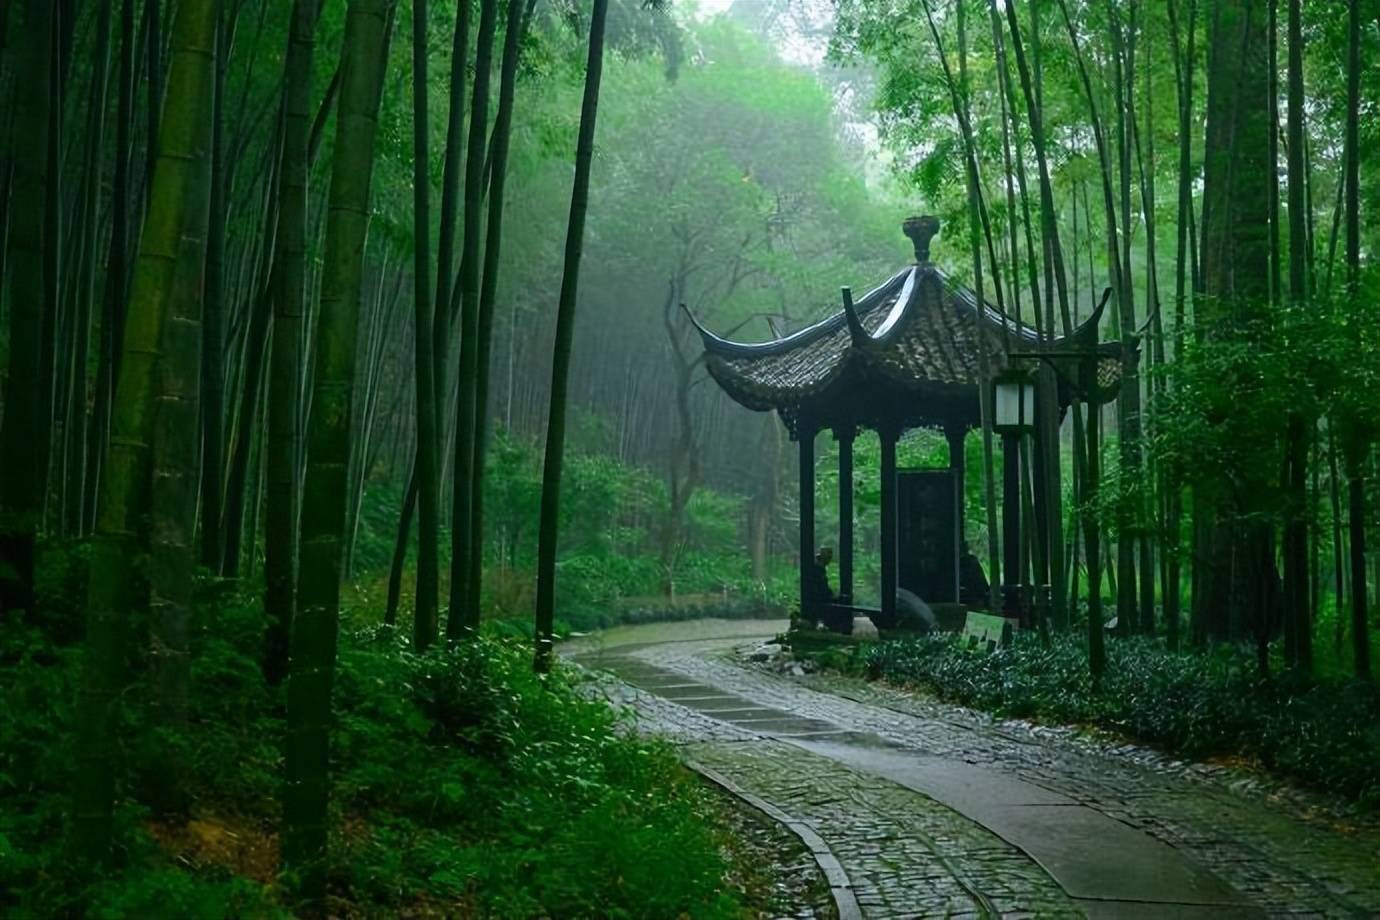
left=2, top=574, right=746, bottom=918
left=807, top=632, right=1380, bottom=808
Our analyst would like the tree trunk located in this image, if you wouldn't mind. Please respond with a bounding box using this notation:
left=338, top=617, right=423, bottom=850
left=1342, top=0, right=1365, bottom=679
left=62, top=0, right=114, bottom=538
left=1004, top=0, right=1081, bottom=627
left=409, top=0, right=441, bottom=650
left=533, top=0, right=609, bottom=672
left=1083, top=0, right=1140, bottom=635
left=1085, top=397, right=1105, bottom=682
left=72, top=0, right=217, bottom=861
left=930, top=0, right=1001, bottom=609
left=465, top=0, right=533, bottom=634
left=283, top=0, right=391, bottom=905
left=198, top=5, right=232, bottom=573
left=0, top=0, right=53, bottom=616
left=749, top=413, right=781, bottom=582
left=1195, top=0, right=1272, bottom=638
left=36, top=2, right=63, bottom=540
left=1165, top=0, right=1197, bottom=650
left=223, top=110, right=284, bottom=576
left=264, top=0, right=320, bottom=683
left=1282, top=0, right=1310, bottom=671
left=448, top=0, right=498, bottom=639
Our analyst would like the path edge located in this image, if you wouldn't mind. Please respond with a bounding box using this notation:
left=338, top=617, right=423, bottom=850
left=685, top=758, right=864, bottom=920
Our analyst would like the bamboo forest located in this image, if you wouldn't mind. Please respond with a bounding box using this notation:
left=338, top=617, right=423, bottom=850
left=2, top=0, right=1379, bottom=915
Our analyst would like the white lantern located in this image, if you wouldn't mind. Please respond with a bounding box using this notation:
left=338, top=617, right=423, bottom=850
left=993, top=369, right=1036, bottom=434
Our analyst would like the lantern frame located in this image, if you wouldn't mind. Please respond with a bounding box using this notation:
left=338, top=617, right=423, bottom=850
left=992, top=368, right=1036, bottom=435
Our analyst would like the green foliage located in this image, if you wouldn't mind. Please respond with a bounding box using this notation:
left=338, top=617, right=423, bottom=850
left=329, top=629, right=742, bottom=917
left=351, top=428, right=793, bottom=632
left=855, top=632, right=1380, bottom=807
left=3, top=551, right=742, bottom=917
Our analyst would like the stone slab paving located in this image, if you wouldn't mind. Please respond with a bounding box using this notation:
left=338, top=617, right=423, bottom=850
left=688, top=738, right=1080, bottom=918
left=574, top=627, right=1380, bottom=918
left=591, top=655, right=1258, bottom=917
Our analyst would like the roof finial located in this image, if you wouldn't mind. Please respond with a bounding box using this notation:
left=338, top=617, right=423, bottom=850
left=903, top=215, right=940, bottom=263
left=841, top=287, right=868, bottom=346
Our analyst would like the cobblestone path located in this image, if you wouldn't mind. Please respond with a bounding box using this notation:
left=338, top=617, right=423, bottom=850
left=568, top=620, right=1380, bottom=919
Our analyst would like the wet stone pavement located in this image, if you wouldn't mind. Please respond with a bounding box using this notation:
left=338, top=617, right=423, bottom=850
left=566, top=620, right=1380, bottom=919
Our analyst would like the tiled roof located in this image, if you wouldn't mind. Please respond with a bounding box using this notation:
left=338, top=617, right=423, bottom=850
left=690, top=262, right=1128, bottom=426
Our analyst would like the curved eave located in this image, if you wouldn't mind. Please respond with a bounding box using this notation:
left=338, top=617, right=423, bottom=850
left=692, top=264, right=1107, bottom=362
left=934, top=265, right=1108, bottom=349
left=686, top=267, right=912, bottom=358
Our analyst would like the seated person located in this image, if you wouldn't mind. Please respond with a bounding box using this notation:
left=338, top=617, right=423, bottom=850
left=803, top=547, right=852, bottom=634
left=959, top=540, right=990, bottom=608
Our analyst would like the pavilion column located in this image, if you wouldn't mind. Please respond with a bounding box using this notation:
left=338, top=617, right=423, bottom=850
left=880, top=425, right=898, bottom=628
left=798, top=425, right=816, bottom=623
left=1040, top=368, right=1067, bottom=629
left=1031, top=375, right=1054, bottom=630
left=1002, top=431, right=1022, bottom=623
left=946, top=423, right=966, bottom=602
left=946, top=424, right=966, bottom=544
left=836, top=427, right=854, bottom=603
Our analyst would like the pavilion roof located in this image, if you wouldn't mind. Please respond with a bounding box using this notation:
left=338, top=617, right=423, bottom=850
left=687, top=219, right=1129, bottom=434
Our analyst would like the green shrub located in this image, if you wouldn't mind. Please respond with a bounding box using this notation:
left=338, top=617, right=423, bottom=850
left=856, top=633, right=1380, bottom=806
left=4, top=572, right=743, bottom=917
left=331, top=629, right=742, bottom=917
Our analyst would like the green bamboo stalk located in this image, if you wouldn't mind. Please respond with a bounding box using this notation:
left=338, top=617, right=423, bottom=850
left=264, top=0, right=321, bottom=684
left=448, top=0, right=499, bottom=639
left=410, top=0, right=441, bottom=650
left=283, top=0, right=391, bottom=903
left=72, top=0, right=217, bottom=861
left=534, top=0, right=610, bottom=672
left=0, top=0, right=53, bottom=615
left=465, top=0, right=530, bottom=631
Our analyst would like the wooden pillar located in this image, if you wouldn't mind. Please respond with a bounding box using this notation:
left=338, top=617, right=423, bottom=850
left=1031, top=388, right=1052, bottom=629
left=798, top=426, right=816, bottom=621
left=1039, top=367, right=1066, bottom=629
left=946, top=424, right=966, bottom=601
left=836, top=428, right=854, bottom=603
left=1002, top=431, right=1022, bottom=622
left=947, top=423, right=967, bottom=535
left=880, top=426, right=898, bottom=627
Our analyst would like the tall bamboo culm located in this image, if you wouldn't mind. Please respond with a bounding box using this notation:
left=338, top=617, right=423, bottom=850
left=72, top=0, right=219, bottom=862
left=284, top=0, right=392, bottom=905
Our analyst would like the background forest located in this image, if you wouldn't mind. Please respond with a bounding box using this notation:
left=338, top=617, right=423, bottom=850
left=0, top=0, right=1377, bottom=915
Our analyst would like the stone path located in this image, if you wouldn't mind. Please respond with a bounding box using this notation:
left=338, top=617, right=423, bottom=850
left=566, top=620, right=1380, bottom=919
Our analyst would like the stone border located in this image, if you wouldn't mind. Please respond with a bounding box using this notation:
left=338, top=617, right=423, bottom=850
left=686, top=759, right=863, bottom=920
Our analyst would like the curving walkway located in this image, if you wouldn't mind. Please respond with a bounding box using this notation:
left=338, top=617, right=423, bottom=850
left=567, top=620, right=1380, bottom=919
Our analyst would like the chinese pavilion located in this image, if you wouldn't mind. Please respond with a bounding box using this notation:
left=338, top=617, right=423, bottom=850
left=687, top=216, right=1131, bottom=631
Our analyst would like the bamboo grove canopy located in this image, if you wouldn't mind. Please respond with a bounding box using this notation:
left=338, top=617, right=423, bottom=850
left=687, top=217, right=1127, bottom=439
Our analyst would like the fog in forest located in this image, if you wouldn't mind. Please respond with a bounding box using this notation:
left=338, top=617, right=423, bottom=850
left=1, top=0, right=1377, bottom=916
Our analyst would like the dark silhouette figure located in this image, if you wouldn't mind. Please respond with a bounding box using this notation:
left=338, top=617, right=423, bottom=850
left=959, top=540, right=990, bottom=608
left=804, top=547, right=852, bottom=633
